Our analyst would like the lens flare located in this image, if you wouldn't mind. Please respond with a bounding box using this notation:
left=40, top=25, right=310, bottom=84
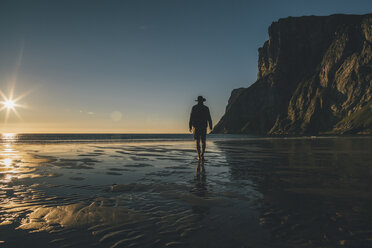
left=0, top=86, right=30, bottom=122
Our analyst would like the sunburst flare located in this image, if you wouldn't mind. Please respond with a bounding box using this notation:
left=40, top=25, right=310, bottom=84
left=0, top=86, right=29, bottom=122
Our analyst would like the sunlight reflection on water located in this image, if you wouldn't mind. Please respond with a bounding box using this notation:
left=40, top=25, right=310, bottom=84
left=2, top=158, right=12, bottom=167
left=0, top=142, right=42, bottom=183
left=1, top=133, right=17, bottom=142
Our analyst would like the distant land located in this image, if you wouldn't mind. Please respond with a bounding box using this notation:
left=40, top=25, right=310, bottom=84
left=213, top=13, right=372, bottom=135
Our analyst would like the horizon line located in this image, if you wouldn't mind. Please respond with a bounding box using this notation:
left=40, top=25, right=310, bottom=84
left=0, top=132, right=192, bottom=134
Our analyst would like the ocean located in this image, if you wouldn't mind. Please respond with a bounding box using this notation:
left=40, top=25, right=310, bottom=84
left=0, top=133, right=252, bottom=143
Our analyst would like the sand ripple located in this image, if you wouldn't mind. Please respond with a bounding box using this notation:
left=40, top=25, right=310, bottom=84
left=1, top=138, right=372, bottom=247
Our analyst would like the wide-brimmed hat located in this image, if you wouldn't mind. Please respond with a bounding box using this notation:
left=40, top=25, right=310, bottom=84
left=195, top=96, right=206, bottom=102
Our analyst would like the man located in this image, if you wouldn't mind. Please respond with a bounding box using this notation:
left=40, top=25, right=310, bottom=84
left=189, top=96, right=213, bottom=161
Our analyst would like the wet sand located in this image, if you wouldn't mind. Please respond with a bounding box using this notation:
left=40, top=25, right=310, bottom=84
left=1, top=137, right=372, bottom=247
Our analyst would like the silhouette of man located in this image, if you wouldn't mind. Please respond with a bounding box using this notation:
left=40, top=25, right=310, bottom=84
left=189, top=96, right=212, bottom=161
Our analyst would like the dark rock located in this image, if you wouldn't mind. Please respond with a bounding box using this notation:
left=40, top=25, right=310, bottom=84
left=213, top=14, right=372, bottom=135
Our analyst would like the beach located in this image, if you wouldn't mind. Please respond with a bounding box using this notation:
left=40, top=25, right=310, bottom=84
left=1, top=135, right=372, bottom=247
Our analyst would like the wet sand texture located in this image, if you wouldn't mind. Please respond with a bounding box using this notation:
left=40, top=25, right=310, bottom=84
left=1, top=137, right=372, bottom=247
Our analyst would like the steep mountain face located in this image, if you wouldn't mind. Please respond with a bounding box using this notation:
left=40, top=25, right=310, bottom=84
left=213, top=14, right=372, bottom=135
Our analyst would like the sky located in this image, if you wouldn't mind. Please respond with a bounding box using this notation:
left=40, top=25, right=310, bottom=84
left=0, top=0, right=371, bottom=133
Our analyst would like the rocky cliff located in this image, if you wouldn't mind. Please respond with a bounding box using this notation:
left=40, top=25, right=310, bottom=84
left=213, top=14, right=372, bottom=135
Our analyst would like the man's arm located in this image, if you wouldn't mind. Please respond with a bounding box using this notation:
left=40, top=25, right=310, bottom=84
left=189, top=107, right=194, bottom=132
left=207, top=107, right=212, bottom=130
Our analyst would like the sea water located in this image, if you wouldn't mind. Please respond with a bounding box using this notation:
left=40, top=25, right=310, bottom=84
left=0, top=134, right=371, bottom=247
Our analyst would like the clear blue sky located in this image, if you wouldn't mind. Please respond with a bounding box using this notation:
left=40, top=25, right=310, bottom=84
left=0, top=0, right=371, bottom=133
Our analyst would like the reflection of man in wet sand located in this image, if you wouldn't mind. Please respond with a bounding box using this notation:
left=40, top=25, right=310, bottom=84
left=195, top=160, right=205, bottom=174
left=189, top=96, right=213, bottom=161
left=191, top=161, right=209, bottom=215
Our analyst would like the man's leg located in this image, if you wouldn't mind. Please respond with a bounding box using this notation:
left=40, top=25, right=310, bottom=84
left=201, top=139, right=206, bottom=160
left=196, top=137, right=201, bottom=160
left=194, top=128, right=202, bottom=160
left=201, top=130, right=206, bottom=160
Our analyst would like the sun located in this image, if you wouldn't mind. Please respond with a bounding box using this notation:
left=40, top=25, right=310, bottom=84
left=4, top=100, right=15, bottom=110
left=0, top=87, right=29, bottom=121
